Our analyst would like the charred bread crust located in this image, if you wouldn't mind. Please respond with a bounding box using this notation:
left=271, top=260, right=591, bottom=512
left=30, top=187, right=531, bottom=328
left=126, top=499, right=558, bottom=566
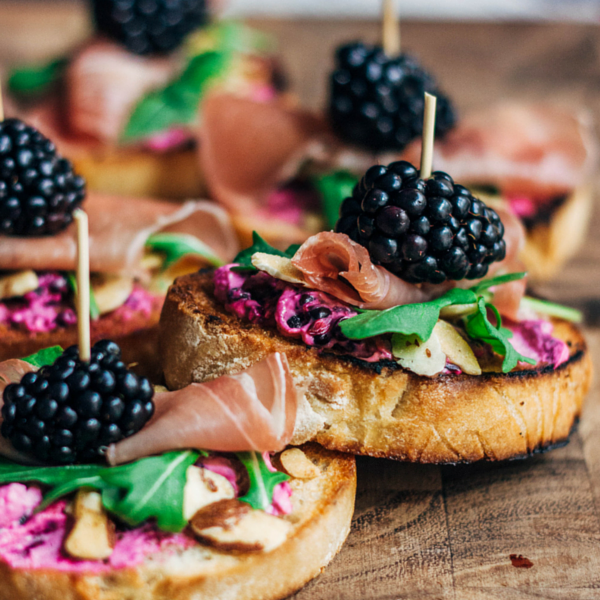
left=71, top=146, right=205, bottom=201
left=0, top=299, right=162, bottom=380
left=160, top=271, right=593, bottom=464
left=0, top=444, right=356, bottom=600
left=521, top=184, right=593, bottom=281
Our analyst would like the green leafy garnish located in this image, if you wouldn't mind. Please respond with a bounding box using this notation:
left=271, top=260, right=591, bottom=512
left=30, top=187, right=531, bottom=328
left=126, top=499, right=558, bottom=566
left=185, top=21, right=274, bottom=57
left=521, top=296, right=583, bottom=323
left=21, top=346, right=63, bottom=368
left=66, top=273, right=100, bottom=321
left=146, top=232, right=224, bottom=269
left=464, top=298, right=536, bottom=372
left=312, top=171, right=359, bottom=229
left=468, top=272, right=526, bottom=294
left=0, top=451, right=199, bottom=532
left=340, top=288, right=478, bottom=342
left=122, top=51, right=229, bottom=142
left=8, top=57, right=68, bottom=97
left=233, top=231, right=299, bottom=270
left=236, top=452, right=289, bottom=511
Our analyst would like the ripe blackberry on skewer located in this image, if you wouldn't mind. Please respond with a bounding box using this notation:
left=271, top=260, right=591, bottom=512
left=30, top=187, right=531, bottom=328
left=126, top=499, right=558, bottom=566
left=0, top=119, right=85, bottom=236
left=92, top=0, right=210, bottom=56
left=329, top=42, right=456, bottom=152
left=1, top=340, right=155, bottom=465
left=336, top=160, right=506, bottom=284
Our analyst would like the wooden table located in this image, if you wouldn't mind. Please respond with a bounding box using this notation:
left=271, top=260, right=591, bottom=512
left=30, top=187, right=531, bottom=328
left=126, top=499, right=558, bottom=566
left=1, top=4, right=599, bottom=598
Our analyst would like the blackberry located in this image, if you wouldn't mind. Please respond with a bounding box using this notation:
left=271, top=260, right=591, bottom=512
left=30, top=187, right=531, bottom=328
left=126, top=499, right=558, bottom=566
left=92, top=0, right=209, bottom=56
left=0, top=119, right=85, bottom=237
left=329, top=42, right=456, bottom=152
left=0, top=340, right=154, bottom=464
left=335, top=161, right=506, bottom=284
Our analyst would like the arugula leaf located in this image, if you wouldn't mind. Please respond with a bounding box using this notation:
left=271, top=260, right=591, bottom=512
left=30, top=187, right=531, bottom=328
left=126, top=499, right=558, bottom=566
left=468, top=272, right=527, bottom=295
left=0, top=451, right=199, bottom=533
left=236, top=452, right=289, bottom=511
left=146, top=232, right=224, bottom=269
left=521, top=296, right=583, bottom=323
left=101, top=451, right=198, bottom=531
left=8, top=57, right=68, bottom=96
left=122, top=51, right=229, bottom=142
left=233, top=232, right=299, bottom=269
left=185, top=21, right=274, bottom=57
left=313, top=171, right=359, bottom=229
left=340, top=288, right=478, bottom=342
left=21, top=346, right=63, bottom=368
left=464, top=298, right=536, bottom=373
left=66, top=272, right=100, bottom=321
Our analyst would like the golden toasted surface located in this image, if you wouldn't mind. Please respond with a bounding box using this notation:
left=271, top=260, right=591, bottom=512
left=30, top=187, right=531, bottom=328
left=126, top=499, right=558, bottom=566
left=0, top=444, right=356, bottom=600
left=161, top=271, right=593, bottom=464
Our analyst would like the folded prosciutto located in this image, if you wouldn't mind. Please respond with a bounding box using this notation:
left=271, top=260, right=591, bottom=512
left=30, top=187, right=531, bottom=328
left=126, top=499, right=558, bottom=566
left=291, top=232, right=430, bottom=310
left=107, top=353, right=298, bottom=465
left=403, top=102, right=597, bottom=200
left=0, top=191, right=238, bottom=275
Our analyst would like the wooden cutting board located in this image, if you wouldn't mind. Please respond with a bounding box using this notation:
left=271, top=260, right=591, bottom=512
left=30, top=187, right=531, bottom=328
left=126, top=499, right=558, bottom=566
left=1, top=6, right=599, bottom=598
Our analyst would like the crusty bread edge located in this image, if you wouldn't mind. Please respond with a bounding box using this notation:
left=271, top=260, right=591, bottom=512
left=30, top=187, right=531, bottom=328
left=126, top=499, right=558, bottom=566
left=0, top=444, right=356, bottom=600
left=160, top=271, right=593, bottom=464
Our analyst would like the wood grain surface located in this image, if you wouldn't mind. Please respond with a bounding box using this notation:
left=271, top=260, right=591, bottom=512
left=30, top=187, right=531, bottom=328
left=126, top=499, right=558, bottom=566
left=0, top=5, right=599, bottom=598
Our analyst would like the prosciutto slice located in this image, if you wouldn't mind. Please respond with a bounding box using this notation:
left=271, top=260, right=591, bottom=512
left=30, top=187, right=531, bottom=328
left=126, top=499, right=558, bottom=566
left=0, top=191, right=238, bottom=275
left=291, top=232, right=430, bottom=310
left=0, top=360, right=39, bottom=464
left=107, top=353, right=298, bottom=465
left=199, top=92, right=327, bottom=216
left=66, top=39, right=175, bottom=144
left=403, top=102, right=597, bottom=200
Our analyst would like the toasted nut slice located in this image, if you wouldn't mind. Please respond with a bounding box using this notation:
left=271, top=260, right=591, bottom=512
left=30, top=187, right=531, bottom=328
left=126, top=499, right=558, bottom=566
left=190, top=499, right=291, bottom=553
left=140, top=251, right=164, bottom=271
left=64, top=490, right=114, bottom=560
left=392, top=331, right=446, bottom=377
left=183, top=466, right=236, bottom=521
left=0, top=270, right=39, bottom=300
left=91, top=274, right=134, bottom=315
left=251, top=253, right=307, bottom=286
left=439, top=302, right=479, bottom=320
left=435, top=320, right=482, bottom=376
left=280, top=448, right=320, bottom=479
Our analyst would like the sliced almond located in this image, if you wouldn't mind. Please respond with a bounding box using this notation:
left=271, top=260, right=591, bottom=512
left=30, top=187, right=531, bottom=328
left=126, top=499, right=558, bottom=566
left=0, top=270, right=39, bottom=300
left=392, top=331, right=446, bottom=377
left=64, top=489, right=114, bottom=560
left=280, top=448, right=320, bottom=479
left=190, top=499, right=291, bottom=553
left=183, top=465, right=236, bottom=521
left=91, top=274, right=134, bottom=315
left=434, top=320, right=482, bottom=376
left=251, top=253, right=307, bottom=286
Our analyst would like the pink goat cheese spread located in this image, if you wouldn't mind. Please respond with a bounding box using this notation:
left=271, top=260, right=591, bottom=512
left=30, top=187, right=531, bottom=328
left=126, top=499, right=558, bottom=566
left=506, top=318, right=570, bottom=369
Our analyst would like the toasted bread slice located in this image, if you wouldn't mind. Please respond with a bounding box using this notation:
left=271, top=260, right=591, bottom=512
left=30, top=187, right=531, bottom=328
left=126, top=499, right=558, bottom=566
left=0, top=444, right=356, bottom=600
left=0, top=297, right=162, bottom=380
left=160, top=271, right=593, bottom=464
left=71, top=146, right=206, bottom=201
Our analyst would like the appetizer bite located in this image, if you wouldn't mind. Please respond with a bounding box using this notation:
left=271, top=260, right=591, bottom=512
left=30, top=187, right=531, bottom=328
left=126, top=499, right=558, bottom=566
left=0, top=117, right=238, bottom=375
left=7, top=0, right=282, bottom=199
left=0, top=344, right=355, bottom=600
left=161, top=155, right=592, bottom=463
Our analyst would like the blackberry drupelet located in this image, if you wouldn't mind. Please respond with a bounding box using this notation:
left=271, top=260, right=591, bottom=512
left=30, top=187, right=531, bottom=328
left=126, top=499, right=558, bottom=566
left=0, top=340, right=154, bottom=464
left=92, top=0, right=209, bottom=56
left=329, top=42, right=456, bottom=152
left=335, top=161, right=506, bottom=284
left=0, top=119, right=86, bottom=237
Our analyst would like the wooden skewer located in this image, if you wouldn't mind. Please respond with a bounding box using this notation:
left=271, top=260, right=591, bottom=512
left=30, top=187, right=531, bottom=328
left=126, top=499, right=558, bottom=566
left=74, top=210, right=91, bottom=362
left=382, top=0, right=401, bottom=57
left=420, top=92, right=437, bottom=180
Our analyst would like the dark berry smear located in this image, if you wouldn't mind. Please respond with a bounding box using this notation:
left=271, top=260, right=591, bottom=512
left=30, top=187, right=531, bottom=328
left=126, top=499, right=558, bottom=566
left=1, top=340, right=154, bottom=465
left=329, top=42, right=456, bottom=152
left=92, top=0, right=209, bottom=56
left=0, top=119, right=85, bottom=237
left=214, top=266, right=391, bottom=362
left=335, top=161, right=506, bottom=284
